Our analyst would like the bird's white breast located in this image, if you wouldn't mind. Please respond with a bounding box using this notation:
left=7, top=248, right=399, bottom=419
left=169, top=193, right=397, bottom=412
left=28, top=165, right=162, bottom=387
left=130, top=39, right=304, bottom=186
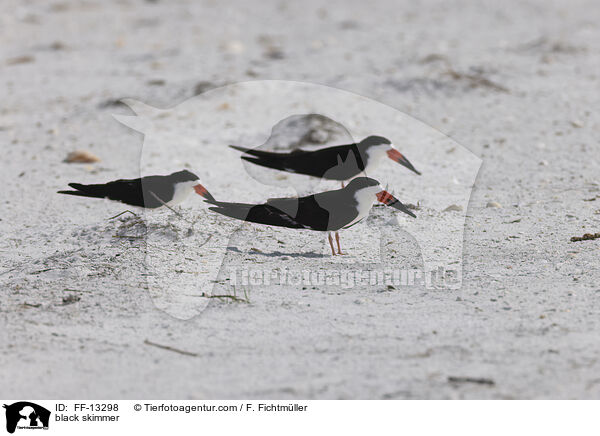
left=345, top=186, right=380, bottom=228
left=363, top=144, right=390, bottom=175
left=167, top=181, right=197, bottom=206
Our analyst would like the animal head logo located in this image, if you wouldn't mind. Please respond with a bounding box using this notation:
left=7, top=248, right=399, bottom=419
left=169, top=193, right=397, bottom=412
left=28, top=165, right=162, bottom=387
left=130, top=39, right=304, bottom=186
left=3, top=402, right=50, bottom=434
left=112, top=80, right=481, bottom=319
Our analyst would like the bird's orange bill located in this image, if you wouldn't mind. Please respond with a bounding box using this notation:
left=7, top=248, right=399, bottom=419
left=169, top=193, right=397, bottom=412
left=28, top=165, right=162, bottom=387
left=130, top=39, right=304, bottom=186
left=194, top=184, right=216, bottom=202
left=376, top=190, right=416, bottom=218
left=386, top=149, right=421, bottom=175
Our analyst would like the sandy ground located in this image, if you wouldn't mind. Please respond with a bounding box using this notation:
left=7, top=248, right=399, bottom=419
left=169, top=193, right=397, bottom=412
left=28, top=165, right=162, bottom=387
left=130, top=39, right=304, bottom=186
left=1, top=0, right=600, bottom=399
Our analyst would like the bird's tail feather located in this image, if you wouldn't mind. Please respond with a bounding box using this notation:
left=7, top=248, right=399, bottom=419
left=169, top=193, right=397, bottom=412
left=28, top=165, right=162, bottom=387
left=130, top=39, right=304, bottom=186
left=241, top=156, right=288, bottom=172
left=229, top=145, right=253, bottom=154
left=230, top=145, right=286, bottom=160
left=208, top=203, right=254, bottom=221
left=57, top=183, right=106, bottom=199
left=230, top=145, right=291, bottom=171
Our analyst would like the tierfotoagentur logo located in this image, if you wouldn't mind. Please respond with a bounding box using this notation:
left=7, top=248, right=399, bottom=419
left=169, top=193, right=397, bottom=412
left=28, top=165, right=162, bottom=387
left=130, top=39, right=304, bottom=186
left=228, top=266, right=455, bottom=289
left=3, top=402, right=50, bottom=434
left=108, top=80, right=480, bottom=319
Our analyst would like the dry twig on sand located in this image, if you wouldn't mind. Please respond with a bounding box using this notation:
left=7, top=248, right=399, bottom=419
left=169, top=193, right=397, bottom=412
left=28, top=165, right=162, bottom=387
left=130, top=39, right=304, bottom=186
left=448, top=376, right=495, bottom=386
left=143, top=339, right=198, bottom=357
left=108, top=210, right=138, bottom=220
left=202, top=288, right=250, bottom=304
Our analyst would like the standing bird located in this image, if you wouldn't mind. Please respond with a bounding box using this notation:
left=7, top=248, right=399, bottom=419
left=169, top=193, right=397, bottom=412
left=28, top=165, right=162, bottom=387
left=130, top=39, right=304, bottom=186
left=57, top=169, right=214, bottom=208
left=230, top=135, right=421, bottom=184
left=205, top=177, right=415, bottom=255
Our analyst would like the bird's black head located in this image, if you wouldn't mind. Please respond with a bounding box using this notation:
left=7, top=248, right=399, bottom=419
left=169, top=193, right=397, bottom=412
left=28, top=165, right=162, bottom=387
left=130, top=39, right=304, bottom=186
left=345, top=177, right=416, bottom=218
left=170, top=169, right=199, bottom=182
left=359, top=135, right=421, bottom=176
left=358, top=135, right=391, bottom=149
left=344, top=177, right=381, bottom=192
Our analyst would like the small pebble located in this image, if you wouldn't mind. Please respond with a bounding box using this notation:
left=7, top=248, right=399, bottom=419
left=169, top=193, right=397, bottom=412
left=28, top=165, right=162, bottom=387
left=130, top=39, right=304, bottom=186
left=443, top=204, right=463, bottom=212
left=222, top=40, right=244, bottom=55
left=486, top=201, right=502, bottom=208
left=147, top=79, right=165, bottom=86
left=571, top=120, right=584, bottom=128
left=64, top=150, right=100, bottom=163
left=193, top=81, right=216, bottom=95
left=6, top=55, right=34, bottom=65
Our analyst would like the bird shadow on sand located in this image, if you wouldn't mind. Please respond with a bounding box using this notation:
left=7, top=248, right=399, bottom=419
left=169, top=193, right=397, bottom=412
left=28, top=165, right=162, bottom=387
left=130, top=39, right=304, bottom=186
left=226, top=246, right=325, bottom=259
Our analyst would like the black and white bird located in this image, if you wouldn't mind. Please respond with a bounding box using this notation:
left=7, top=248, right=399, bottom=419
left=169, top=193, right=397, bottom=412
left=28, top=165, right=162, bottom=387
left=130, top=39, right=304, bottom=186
left=230, top=135, right=420, bottom=185
left=58, top=169, right=214, bottom=208
left=205, top=177, right=415, bottom=255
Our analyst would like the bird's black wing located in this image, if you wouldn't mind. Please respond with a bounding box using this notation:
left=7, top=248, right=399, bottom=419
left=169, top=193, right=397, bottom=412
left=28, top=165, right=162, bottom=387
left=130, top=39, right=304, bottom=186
left=58, top=175, right=175, bottom=208
left=297, top=143, right=365, bottom=180
left=231, top=145, right=309, bottom=174
left=267, top=189, right=359, bottom=231
left=310, top=189, right=360, bottom=230
left=208, top=199, right=308, bottom=229
left=57, top=178, right=144, bottom=207
left=231, top=143, right=364, bottom=180
left=139, top=175, right=177, bottom=208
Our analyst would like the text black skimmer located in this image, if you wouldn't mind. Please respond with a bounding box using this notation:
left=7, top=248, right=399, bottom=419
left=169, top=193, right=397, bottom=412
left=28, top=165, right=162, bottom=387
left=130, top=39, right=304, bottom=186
left=205, top=177, right=415, bottom=255
left=230, top=135, right=420, bottom=185
left=58, top=169, right=214, bottom=208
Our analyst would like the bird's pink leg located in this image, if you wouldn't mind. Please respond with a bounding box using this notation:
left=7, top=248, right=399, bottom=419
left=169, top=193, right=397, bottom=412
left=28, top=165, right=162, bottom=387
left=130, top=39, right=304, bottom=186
left=328, top=233, right=336, bottom=256
left=335, top=232, right=346, bottom=255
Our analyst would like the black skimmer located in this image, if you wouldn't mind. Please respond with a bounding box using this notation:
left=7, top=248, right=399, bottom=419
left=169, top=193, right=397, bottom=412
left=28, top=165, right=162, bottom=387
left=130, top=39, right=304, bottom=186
left=205, top=177, right=415, bottom=255
left=230, top=135, right=420, bottom=185
left=58, top=169, right=214, bottom=208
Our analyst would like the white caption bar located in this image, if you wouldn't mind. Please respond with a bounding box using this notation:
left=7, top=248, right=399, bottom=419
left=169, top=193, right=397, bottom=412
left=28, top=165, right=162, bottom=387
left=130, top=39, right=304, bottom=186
left=1, top=400, right=598, bottom=435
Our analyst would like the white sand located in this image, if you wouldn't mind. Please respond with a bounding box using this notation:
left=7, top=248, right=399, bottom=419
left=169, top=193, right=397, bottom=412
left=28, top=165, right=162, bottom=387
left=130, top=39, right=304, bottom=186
left=1, top=0, right=599, bottom=399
